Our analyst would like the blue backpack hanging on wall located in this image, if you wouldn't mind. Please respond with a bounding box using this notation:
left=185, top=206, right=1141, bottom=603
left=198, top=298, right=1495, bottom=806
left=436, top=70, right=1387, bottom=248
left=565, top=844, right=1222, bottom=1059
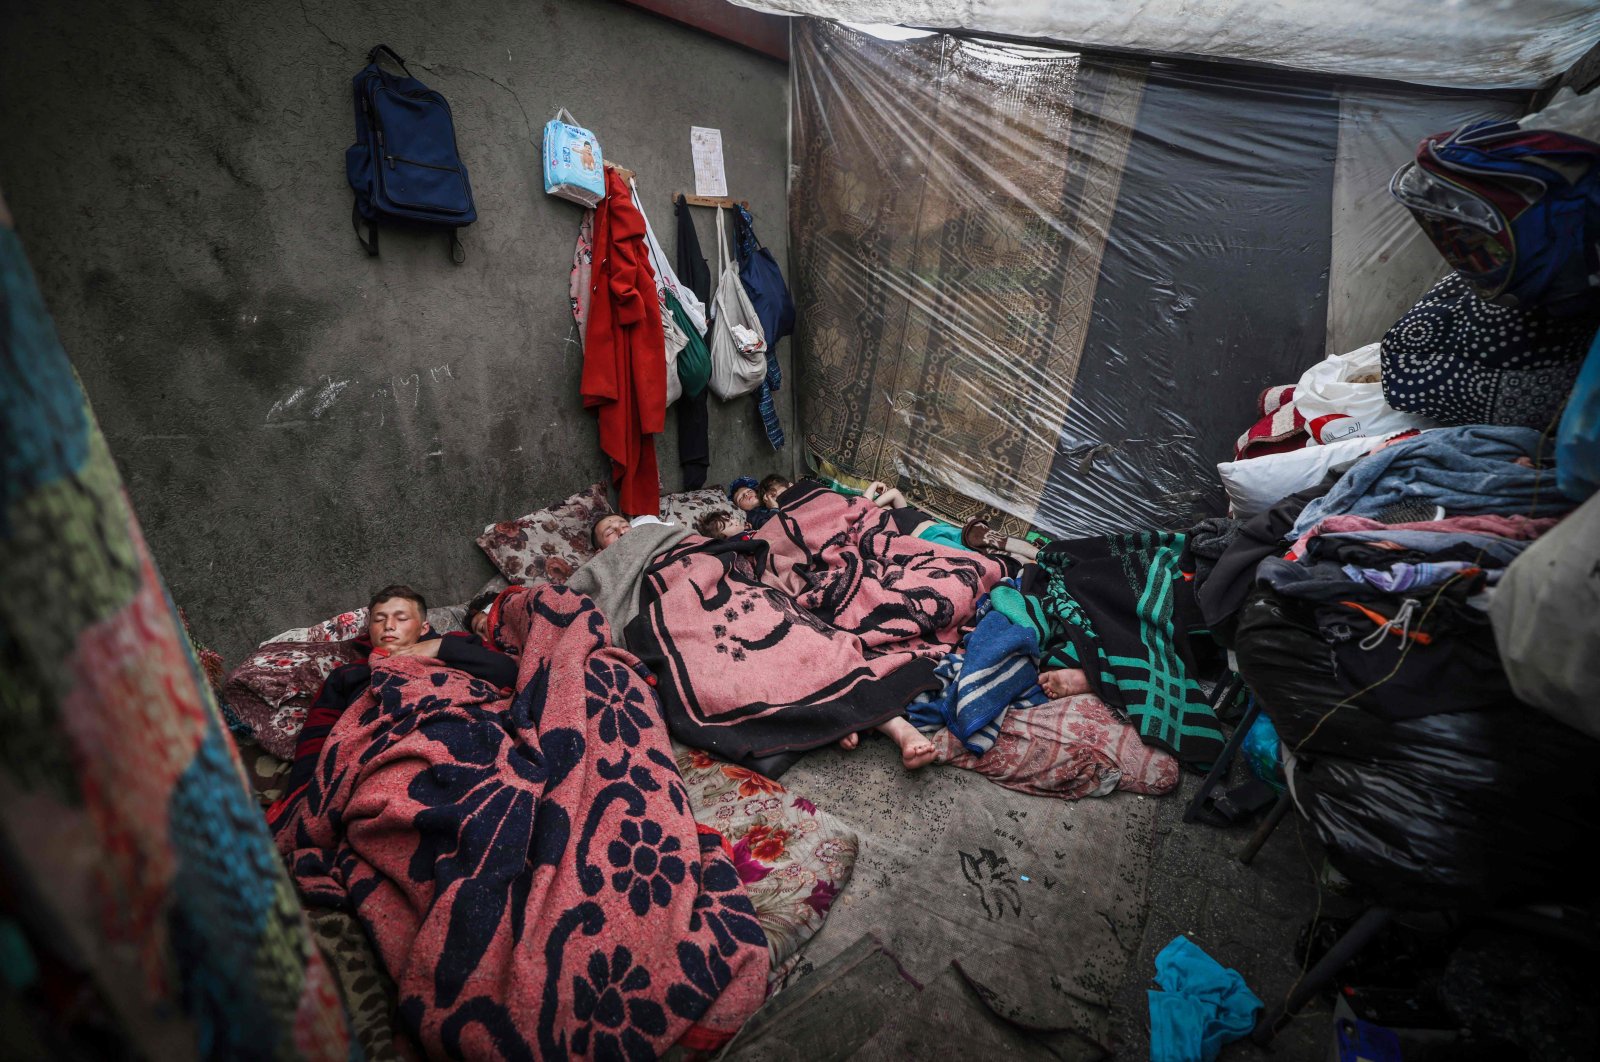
left=347, top=45, right=476, bottom=264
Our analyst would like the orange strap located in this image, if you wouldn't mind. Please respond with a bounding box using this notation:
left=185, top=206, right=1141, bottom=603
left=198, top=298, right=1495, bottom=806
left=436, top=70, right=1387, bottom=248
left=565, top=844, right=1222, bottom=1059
left=1338, top=600, right=1433, bottom=645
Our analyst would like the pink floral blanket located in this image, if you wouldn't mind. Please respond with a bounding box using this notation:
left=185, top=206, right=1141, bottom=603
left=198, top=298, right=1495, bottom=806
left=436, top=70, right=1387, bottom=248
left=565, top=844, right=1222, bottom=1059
left=626, top=482, right=1005, bottom=768
left=933, top=694, right=1181, bottom=800
left=273, top=584, right=769, bottom=1059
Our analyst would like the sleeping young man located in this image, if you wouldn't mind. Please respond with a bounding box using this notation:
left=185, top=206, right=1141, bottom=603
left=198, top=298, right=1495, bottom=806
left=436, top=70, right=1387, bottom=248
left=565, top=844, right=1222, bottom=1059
left=267, top=583, right=519, bottom=825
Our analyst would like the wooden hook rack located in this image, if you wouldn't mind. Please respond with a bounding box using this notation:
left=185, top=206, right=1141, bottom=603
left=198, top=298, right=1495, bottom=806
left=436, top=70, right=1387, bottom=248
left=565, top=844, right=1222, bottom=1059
left=678, top=193, right=749, bottom=209
left=604, top=161, right=637, bottom=183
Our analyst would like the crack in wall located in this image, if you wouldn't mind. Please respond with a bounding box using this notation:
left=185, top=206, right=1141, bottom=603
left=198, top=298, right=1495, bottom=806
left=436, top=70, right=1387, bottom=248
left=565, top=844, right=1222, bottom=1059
left=415, top=60, right=534, bottom=139
left=297, top=0, right=352, bottom=56
left=289, top=5, right=531, bottom=140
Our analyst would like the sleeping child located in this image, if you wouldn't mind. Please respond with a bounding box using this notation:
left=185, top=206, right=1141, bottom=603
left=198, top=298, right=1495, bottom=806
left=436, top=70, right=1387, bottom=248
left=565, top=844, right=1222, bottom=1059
left=694, top=510, right=751, bottom=540
left=859, top=480, right=1038, bottom=563
left=727, top=474, right=793, bottom=531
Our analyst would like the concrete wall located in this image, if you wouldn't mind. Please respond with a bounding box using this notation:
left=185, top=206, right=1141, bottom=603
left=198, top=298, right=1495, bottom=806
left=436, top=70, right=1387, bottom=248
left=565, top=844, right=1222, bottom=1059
left=0, top=0, right=793, bottom=662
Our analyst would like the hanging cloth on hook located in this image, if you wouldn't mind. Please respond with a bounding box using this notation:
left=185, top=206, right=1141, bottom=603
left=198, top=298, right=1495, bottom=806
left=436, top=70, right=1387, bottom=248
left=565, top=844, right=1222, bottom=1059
left=708, top=208, right=768, bottom=401
left=734, top=205, right=794, bottom=449
left=583, top=168, right=665, bottom=514
left=631, top=180, right=710, bottom=401
left=675, top=197, right=713, bottom=488
left=631, top=178, right=707, bottom=334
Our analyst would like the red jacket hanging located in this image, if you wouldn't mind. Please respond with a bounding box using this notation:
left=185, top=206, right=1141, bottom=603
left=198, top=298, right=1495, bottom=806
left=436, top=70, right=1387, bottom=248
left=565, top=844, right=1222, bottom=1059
left=583, top=168, right=666, bottom=515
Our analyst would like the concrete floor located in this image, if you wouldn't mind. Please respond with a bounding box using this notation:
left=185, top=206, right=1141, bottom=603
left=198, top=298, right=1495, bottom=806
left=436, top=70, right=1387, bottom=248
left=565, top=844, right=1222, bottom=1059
left=728, top=753, right=1349, bottom=1061
left=1107, top=768, right=1349, bottom=1061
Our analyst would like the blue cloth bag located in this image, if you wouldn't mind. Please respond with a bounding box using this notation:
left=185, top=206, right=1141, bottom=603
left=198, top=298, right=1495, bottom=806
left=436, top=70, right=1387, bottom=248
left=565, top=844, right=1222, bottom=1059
left=735, top=206, right=795, bottom=449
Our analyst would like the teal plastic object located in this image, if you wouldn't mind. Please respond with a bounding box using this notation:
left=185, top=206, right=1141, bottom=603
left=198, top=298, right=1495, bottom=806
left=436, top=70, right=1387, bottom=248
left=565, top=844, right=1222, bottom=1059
left=1556, top=330, right=1600, bottom=502
left=1242, top=706, right=1286, bottom=793
left=0, top=918, right=39, bottom=991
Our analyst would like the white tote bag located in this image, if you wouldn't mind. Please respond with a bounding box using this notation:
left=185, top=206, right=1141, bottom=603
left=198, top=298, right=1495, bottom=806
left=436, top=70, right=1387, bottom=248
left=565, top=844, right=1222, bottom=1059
left=707, top=208, right=768, bottom=400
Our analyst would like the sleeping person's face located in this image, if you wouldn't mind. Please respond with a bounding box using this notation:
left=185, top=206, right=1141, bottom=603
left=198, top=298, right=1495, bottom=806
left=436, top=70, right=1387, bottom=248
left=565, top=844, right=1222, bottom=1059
left=732, top=486, right=758, bottom=511
left=470, top=608, right=490, bottom=640
left=369, top=596, right=427, bottom=651
left=593, top=514, right=630, bottom=550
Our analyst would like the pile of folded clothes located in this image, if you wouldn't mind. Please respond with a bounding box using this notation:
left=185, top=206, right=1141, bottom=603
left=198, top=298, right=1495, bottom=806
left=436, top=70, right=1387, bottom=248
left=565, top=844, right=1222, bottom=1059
left=1195, top=119, right=1600, bottom=909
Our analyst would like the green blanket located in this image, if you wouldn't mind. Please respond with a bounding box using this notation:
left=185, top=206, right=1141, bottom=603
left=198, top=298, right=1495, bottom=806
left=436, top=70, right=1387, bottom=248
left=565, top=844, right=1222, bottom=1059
left=995, top=532, right=1224, bottom=770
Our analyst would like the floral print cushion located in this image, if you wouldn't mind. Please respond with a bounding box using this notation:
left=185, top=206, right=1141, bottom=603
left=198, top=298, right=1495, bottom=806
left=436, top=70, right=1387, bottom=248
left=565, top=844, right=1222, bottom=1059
left=477, top=485, right=741, bottom=586
left=476, top=482, right=613, bottom=585
left=674, top=743, right=857, bottom=974
left=659, top=488, right=740, bottom=532
left=264, top=607, right=371, bottom=646
left=222, top=640, right=367, bottom=759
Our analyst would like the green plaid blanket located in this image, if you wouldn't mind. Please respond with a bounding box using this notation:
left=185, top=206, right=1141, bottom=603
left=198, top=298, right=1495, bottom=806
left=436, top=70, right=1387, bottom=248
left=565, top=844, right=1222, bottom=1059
left=993, top=532, right=1223, bottom=770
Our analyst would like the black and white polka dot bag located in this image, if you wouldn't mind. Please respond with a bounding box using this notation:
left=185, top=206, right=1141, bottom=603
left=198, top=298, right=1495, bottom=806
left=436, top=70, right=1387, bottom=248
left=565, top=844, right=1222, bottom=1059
left=1381, top=273, right=1600, bottom=428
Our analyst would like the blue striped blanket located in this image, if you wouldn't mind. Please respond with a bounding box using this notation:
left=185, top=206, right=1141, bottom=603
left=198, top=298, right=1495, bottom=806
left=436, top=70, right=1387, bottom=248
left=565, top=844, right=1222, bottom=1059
left=908, top=596, right=1047, bottom=754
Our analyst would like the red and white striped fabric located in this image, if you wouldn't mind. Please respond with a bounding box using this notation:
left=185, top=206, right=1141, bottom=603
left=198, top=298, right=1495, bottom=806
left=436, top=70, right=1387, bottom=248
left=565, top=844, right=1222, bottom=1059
left=1233, top=383, right=1308, bottom=460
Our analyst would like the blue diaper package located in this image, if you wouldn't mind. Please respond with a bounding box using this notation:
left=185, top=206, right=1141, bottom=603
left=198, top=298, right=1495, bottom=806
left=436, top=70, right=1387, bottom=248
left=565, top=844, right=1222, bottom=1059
left=543, top=108, right=605, bottom=207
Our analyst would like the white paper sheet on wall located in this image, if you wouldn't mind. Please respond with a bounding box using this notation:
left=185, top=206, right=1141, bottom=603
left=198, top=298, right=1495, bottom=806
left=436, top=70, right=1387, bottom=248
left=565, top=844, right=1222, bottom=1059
left=690, top=126, right=728, bottom=197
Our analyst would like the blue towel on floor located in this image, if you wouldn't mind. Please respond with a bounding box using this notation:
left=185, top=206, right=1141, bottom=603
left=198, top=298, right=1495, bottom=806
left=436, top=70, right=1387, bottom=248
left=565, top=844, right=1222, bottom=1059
left=1148, top=936, right=1262, bottom=1062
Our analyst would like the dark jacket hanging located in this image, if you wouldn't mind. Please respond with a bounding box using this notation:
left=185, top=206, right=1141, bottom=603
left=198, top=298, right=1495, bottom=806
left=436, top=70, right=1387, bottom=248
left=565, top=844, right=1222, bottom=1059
left=675, top=195, right=713, bottom=489
left=735, top=206, right=795, bottom=449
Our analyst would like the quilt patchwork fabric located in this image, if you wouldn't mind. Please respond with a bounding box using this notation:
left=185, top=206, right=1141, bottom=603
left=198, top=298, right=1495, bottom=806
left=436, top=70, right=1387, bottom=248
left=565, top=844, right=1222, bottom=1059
left=0, top=210, right=350, bottom=1057
left=223, top=640, right=368, bottom=760
left=674, top=743, right=858, bottom=974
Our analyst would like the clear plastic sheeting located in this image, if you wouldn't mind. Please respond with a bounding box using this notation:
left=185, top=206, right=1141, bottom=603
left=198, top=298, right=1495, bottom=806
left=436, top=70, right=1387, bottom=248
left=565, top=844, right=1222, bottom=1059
left=1326, top=89, right=1522, bottom=355
left=788, top=19, right=1521, bottom=537
left=737, top=0, right=1600, bottom=90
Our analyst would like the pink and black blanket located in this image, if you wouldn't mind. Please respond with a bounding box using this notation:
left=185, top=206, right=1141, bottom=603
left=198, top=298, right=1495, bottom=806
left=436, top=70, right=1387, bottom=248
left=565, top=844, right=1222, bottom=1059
left=273, top=584, right=769, bottom=1059
left=624, top=482, right=1005, bottom=767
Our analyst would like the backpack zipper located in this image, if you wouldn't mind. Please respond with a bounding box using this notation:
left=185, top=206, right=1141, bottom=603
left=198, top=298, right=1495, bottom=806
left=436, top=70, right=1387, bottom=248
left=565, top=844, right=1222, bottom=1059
left=385, top=154, right=460, bottom=172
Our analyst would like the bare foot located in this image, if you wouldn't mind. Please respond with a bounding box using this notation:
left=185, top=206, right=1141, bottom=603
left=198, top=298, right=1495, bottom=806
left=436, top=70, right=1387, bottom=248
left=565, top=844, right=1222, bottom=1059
left=839, top=732, right=860, bottom=751
left=1040, top=668, right=1091, bottom=699
left=876, top=717, right=937, bottom=770
left=1003, top=538, right=1040, bottom=563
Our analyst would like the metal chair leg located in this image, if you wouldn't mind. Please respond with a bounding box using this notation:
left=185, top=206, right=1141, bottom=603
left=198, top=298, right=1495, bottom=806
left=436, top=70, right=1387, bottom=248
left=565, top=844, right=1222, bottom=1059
left=1182, top=676, right=1251, bottom=824
left=1252, top=906, right=1393, bottom=1045
left=1238, top=789, right=1293, bottom=865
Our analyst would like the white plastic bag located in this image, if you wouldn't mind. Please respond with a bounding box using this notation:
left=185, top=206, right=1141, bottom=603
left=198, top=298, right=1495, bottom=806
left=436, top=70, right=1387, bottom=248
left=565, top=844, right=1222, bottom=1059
left=543, top=108, right=605, bottom=207
left=1492, top=491, right=1600, bottom=736
left=708, top=207, right=767, bottom=400
left=631, top=177, right=708, bottom=334
left=1295, top=342, right=1438, bottom=444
